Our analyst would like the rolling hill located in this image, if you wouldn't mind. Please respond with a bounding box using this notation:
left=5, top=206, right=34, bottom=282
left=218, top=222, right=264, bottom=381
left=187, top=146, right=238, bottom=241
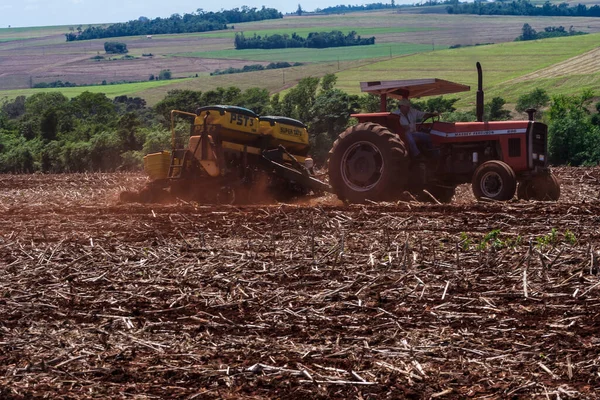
left=1, top=11, right=600, bottom=109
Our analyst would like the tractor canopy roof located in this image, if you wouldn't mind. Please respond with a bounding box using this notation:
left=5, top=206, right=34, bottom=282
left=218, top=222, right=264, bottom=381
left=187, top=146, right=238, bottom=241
left=360, top=78, right=470, bottom=99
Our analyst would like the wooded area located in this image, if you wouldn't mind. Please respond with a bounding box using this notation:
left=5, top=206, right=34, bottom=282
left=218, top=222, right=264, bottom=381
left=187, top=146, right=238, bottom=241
left=314, top=0, right=600, bottom=17
left=64, top=7, right=282, bottom=41
left=1, top=77, right=599, bottom=173
left=234, top=31, right=375, bottom=50
left=447, top=0, right=600, bottom=17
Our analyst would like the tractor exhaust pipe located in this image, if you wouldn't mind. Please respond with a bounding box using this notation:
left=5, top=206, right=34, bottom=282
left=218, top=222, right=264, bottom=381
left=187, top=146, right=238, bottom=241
left=476, top=62, right=484, bottom=122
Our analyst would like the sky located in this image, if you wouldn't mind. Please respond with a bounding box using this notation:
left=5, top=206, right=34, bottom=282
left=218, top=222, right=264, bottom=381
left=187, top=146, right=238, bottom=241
left=0, top=0, right=412, bottom=28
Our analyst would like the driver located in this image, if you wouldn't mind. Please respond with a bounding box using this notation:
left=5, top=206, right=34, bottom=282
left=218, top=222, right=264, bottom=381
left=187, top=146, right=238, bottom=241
left=393, top=98, right=438, bottom=160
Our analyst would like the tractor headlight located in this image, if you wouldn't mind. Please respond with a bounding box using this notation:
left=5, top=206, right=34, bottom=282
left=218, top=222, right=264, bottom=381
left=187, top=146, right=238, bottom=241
left=539, top=154, right=545, bottom=162
left=304, top=158, right=314, bottom=170
left=532, top=153, right=538, bottom=160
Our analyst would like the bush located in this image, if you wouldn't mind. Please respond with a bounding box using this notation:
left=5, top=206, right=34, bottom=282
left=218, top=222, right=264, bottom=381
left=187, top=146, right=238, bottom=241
left=104, top=41, right=128, bottom=54
left=89, top=131, right=122, bottom=171
left=40, top=141, right=64, bottom=172
left=547, top=91, right=600, bottom=165
left=141, top=129, right=171, bottom=155
left=119, top=150, right=144, bottom=170
left=516, top=88, right=550, bottom=119
left=0, top=134, right=38, bottom=172
left=158, top=69, right=172, bottom=80
left=62, top=141, right=92, bottom=172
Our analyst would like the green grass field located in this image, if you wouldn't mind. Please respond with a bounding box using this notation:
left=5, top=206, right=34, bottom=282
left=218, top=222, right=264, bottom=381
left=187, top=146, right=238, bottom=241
left=0, top=79, right=186, bottom=101
left=335, top=33, right=600, bottom=107
left=0, top=25, right=78, bottom=40
left=177, top=43, right=438, bottom=63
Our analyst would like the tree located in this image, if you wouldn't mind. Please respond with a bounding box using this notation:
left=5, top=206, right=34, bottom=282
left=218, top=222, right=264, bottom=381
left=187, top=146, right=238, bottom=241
left=158, top=69, right=172, bottom=80
left=358, top=94, right=382, bottom=113
left=591, top=101, right=600, bottom=127
left=1, top=96, right=26, bottom=119
left=69, top=92, right=117, bottom=126
left=25, top=92, right=69, bottom=117
left=547, top=90, right=600, bottom=165
left=64, top=7, right=281, bottom=42
left=296, top=4, right=303, bottom=16
left=518, top=23, right=537, bottom=41
left=320, top=73, right=337, bottom=91
left=113, top=95, right=147, bottom=112
left=281, top=77, right=320, bottom=122
left=117, top=113, right=142, bottom=151
left=311, top=89, right=358, bottom=136
left=309, top=77, right=361, bottom=163
left=154, top=90, right=203, bottom=124
left=411, top=96, right=459, bottom=113
left=516, top=88, right=550, bottom=119
left=485, top=97, right=511, bottom=121
left=104, top=41, right=128, bottom=54
left=40, top=108, right=59, bottom=141
left=237, top=88, right=270, bottom=115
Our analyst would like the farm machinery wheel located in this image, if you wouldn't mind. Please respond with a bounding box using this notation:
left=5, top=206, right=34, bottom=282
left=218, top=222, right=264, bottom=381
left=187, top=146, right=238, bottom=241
left=328, top=122, right=408, bottom=203
left=472, top=160, right=517, bottom=201
left=517, top=174, right=560, bottom=201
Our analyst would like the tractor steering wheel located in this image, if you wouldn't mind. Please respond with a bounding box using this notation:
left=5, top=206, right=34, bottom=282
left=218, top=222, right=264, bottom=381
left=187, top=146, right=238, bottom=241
left=417, top=114, right=440, bottom=134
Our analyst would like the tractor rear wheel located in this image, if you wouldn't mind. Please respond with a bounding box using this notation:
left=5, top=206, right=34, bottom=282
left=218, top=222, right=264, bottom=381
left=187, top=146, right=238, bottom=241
left=517, top=174, right=560, bottom=201
left=472, top=160, right=517, bottom=201
left=328, top=122, right=408, bottom=203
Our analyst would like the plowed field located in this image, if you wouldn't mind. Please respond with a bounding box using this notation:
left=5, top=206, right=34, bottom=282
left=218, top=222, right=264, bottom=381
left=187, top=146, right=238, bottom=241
left=1, top=168, right=599, bottom=399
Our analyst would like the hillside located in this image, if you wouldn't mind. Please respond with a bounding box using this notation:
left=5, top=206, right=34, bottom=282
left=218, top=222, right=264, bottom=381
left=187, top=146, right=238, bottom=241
left=335, top=32, right=600, bottom=108
left=1, top=11, right=600, bottom=107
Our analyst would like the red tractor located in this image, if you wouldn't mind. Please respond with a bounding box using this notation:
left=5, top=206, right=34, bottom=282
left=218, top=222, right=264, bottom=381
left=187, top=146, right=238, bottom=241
left=328, top=63, right=560, bottom=203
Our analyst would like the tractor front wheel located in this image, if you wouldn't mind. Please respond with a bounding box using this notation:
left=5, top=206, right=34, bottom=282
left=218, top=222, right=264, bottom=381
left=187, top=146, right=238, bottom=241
left=517, top=174, right=560, bottom=201
left=472, top=160, right=517, bottom=201
left=328, top=122, right=408, bottom=203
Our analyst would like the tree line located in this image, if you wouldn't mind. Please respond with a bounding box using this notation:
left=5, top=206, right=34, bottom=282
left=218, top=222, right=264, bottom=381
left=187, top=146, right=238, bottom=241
left=1, top=80, right=598, bottom=173
left=234, top=30, right=375, bottom=50
left=210, top=62, right=303, bottom=76
left=316, top=2, right=401, bottom=14
left=516, top=24, right=587, bottom=41
left=301, top=0, right=600, bottom=17
left=446, top=0, right=600, bottom=17
left=65, top=7, right=282, bottom=41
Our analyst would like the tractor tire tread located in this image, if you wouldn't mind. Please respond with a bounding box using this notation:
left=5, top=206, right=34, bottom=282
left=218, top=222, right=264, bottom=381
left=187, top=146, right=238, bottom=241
left=328, top=122, right=408, bottom=203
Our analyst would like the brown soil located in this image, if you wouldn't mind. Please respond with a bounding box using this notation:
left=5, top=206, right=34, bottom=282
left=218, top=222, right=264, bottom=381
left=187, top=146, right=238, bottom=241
left=1, top=167, right=599, bottom=399
left=0, top=33, right=262, bottom=89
